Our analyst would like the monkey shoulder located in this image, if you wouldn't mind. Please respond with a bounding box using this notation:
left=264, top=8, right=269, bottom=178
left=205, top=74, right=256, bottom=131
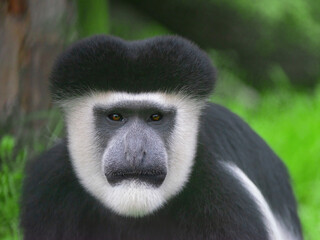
left=20, top=140, right=106, bottom=239
left=199, top=102, right=289, bottom=174
left=196, top=103, right=300, bottom=233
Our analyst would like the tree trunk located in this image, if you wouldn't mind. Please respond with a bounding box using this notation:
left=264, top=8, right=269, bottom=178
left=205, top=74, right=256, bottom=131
left=0, top=0, right=77, bottom=123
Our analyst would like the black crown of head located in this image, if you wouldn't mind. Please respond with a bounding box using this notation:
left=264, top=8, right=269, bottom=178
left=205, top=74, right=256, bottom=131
left=50, top=35, right=216, bottom=101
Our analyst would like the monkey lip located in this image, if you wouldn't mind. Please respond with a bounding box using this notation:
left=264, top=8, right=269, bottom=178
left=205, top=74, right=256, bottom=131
left=106, top=169, right=167, bottom=187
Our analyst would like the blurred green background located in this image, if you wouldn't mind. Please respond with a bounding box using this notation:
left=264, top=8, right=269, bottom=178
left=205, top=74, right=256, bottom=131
left=0, top=0, right=319, bottom=239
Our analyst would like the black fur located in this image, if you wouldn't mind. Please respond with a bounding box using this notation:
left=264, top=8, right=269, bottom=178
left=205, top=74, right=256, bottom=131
left=50, top=35, right=216, bottom=101
left=21, top=103, right=302, bottom=240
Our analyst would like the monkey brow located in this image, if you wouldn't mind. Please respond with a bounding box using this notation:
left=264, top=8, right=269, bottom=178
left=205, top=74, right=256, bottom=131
left=93, top=101, right=176, bottom=115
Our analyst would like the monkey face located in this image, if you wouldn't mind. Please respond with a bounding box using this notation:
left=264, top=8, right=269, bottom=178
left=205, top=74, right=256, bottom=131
left=94, top=103, right=176, bottom=187
left=64, top=92, right=203, bottom=217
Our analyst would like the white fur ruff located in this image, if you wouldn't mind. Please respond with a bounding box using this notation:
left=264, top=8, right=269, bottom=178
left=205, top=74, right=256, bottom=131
left=63, top=92, right=203, bottom=217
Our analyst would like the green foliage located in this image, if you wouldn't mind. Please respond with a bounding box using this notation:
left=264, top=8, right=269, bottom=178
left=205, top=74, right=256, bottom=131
left=109, top=1, right=170, bottom=40
left=219, top=0, right=320, bottom=50
left=77, top=0, right=109, bottom=37
left=0, top=136, right=26, bottom=240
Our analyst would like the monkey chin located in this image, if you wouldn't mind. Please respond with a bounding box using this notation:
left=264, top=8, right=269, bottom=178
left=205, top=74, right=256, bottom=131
left=104, top=180, right=165, bottom=217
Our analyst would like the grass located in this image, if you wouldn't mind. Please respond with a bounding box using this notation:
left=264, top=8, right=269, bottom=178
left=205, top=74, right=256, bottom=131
left=0, top=84, right=319, bottom=239
left=0, top=136, right=26, bottom=240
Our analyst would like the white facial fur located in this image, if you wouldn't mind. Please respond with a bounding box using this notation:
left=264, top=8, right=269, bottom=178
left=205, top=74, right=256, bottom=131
left=63, top=92, right=204, bottom=217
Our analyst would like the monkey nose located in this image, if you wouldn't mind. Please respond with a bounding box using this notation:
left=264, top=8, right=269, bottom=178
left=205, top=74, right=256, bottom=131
left=125, top=150, right=146, bottom=168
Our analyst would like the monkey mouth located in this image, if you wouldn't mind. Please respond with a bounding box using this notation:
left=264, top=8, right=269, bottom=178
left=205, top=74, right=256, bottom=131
left=106, top=169, right=167, bottom=187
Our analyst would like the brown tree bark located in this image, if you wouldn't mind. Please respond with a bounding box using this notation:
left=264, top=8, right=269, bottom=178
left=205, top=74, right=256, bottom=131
left=0, top=0, right=77, bottom=123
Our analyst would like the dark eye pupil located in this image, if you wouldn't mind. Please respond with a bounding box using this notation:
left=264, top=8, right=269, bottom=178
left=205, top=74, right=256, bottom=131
left=151, top=113, right=161, bottom=121
left=108, top=113, right=122, bottom=121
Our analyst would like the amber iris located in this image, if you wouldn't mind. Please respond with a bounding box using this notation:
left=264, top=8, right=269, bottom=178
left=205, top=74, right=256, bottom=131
left=150, top=113, right=162, bottom=121
left=109, top=113, right=123, bottom=121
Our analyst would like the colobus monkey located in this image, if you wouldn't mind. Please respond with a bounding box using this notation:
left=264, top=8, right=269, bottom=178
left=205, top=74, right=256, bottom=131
left=21, top=35, right=303, bottom=240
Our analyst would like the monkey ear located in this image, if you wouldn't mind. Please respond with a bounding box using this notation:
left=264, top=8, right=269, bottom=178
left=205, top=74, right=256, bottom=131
left=50, top=35, right=216, bottom=103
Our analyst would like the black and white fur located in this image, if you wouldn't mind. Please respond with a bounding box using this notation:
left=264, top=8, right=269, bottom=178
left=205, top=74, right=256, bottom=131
left=21, top=35, right=303, bottom=240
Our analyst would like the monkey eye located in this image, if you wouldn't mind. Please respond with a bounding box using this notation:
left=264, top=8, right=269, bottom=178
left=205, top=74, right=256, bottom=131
left=150, top=113, right=162, bottom=121
left=108, top=113, right=123, bottom=121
